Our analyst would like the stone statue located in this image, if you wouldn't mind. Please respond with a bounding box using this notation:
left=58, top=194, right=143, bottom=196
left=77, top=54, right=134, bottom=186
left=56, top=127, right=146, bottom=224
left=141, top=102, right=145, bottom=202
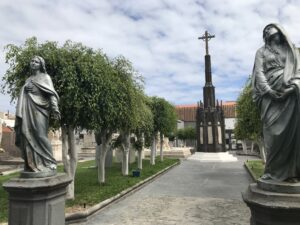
left=252, top=23, right=300, bottom=181
left=15, top=56, right=60, bottom=178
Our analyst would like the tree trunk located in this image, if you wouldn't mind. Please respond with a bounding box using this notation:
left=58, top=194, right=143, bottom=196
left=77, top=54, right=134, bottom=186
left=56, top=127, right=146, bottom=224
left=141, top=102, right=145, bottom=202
left=68, top=126, right=77, bottom=200
left=121, top=132, right=130, bottom=176
left=95, top=145, right=100, bottom=168
left=98, top=143, right=107, bottom=184
left=122, top=148, right=129, bottom=175
left=150, top=134, right=156, bottom=165
left=61, top=125, right=77, bottom=200
left=137, top=150, right=143, bottom=170
left=258, top=138, right=266, bottom=163
left=241, top=140, right=247, bottom=153
left=95, top=130, right=112, bottom=184
left=160, top=133, right=164, bottom=161
left=94, top=132, right=101, bottom=168
left=137, top=132, right=144, bottom=170
left=250, top=141, right=254, bottom=153
left=62, top=126, right=69, bottom=175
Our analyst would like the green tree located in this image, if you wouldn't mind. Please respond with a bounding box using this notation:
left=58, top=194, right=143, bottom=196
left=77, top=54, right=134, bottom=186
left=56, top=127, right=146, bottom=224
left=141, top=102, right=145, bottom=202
left=176, top=127, right=196, bottom=146
left=2, top=37, right=108, bottom=199
left=149, top=97, right=177, bottom=163
left=93, top=56, right=146, bottom=182
left=132, top=95, right=153, bottom=170
left=234, top=80, right=265, bottom=161
left=235, top=82, right=262, bottom=141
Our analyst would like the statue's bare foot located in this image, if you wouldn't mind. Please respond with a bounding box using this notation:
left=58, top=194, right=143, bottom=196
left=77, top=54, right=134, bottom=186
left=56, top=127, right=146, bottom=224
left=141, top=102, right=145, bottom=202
left=261, top=173, right=272, bottom=180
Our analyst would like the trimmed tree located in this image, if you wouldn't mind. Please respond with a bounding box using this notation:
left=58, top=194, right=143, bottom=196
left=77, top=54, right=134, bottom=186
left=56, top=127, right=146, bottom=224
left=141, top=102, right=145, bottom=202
left=93, top=55, right=144, bottom=182
left=111, top=56, right=144, bottom=176
left=234, top=81, right=265, bottom=161
left=176, top=127, right=196, bottom=147
left=149, top=97, right=177, bottom=163
left=132, top=95, right=153, bottom=170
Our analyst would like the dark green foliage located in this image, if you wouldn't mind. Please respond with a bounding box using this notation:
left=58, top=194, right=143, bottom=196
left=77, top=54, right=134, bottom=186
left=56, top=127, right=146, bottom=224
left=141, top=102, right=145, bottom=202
left=234, top=81, right=262, bottom=141
left=176, top=127, right=196, bottom=140
left=2, top=37, right=110, bottom=129
left=149, top=96, right=177, bottom=136
left=2, top=37, right=154, bottom=137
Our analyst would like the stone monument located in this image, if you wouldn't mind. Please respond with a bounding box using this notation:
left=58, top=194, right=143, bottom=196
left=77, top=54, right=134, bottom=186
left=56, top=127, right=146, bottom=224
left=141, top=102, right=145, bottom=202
left=196, top=31, right=226, bottom=152
left=48, top=129, right=62, bottom=161
left=3, top=56, right=72, bottom=225
left=242, top=23, right=300, bottom=224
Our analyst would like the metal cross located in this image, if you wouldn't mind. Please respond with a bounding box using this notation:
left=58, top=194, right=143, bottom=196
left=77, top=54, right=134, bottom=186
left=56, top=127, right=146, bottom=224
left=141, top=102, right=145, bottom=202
left=198, top=31, right=215, bottom=55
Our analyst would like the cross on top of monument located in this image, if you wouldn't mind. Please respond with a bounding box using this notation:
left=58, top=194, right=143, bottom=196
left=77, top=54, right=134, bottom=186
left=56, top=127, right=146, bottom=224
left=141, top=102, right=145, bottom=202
left=198, top=31, right=215, bottom=55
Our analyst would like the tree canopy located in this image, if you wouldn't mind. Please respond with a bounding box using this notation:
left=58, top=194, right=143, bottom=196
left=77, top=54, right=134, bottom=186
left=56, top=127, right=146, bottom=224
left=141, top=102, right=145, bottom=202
left=149, top=96, right=177, bottom=136
left=176, top=127, right=196, bottom=140
left=2, top=37, right=109, bottom=130
left=234, top=81, right=262, bottom=141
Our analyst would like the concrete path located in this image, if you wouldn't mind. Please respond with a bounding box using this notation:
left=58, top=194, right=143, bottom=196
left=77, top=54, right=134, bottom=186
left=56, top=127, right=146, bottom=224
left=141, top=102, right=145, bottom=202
left=81, top=154, right=257, bottom=225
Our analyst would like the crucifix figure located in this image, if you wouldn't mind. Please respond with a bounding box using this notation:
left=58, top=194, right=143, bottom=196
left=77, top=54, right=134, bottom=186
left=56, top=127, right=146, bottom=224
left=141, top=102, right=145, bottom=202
left=198, top=31, right=215, bottom=55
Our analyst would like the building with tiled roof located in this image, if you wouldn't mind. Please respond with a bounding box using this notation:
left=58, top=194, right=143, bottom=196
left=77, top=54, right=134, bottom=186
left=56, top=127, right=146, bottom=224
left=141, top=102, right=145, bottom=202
left=176, top=102, right=236, bottom=122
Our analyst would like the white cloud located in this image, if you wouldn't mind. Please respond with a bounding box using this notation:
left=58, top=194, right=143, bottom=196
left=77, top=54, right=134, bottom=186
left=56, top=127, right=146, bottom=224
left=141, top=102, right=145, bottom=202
left=0, top=0, right=300, bottom=113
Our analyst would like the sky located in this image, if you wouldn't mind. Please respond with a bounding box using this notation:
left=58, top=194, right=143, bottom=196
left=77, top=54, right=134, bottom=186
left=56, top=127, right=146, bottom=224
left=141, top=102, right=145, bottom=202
left=0, top=0, right=300, bottom=113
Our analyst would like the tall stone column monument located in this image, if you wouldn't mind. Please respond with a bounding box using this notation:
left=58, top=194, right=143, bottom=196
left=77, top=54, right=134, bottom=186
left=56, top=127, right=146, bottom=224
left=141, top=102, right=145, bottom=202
left=196, top=31, right=226, bottom=152
left=3, top=56, right=72, bottom=225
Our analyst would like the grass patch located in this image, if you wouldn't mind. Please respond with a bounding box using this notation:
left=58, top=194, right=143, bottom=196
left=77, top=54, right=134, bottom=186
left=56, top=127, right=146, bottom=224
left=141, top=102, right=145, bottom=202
left=245, top=159, right=265, bottom=180
left=65, top=157, right=179, bottom=210
left=0, top=172, right=19, bottom=222
left=0, top=157, right=179, bottom=222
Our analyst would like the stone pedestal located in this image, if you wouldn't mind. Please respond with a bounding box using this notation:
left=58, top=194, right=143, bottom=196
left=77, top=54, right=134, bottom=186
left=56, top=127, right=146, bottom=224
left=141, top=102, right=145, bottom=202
left=242, top=178, right=300, bottom=225
left=3, top=173, right=72, bottom=225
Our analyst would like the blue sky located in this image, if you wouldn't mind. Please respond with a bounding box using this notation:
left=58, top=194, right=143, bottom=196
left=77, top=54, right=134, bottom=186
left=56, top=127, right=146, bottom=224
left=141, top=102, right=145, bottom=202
left=0, top=0, right=300, bottom=112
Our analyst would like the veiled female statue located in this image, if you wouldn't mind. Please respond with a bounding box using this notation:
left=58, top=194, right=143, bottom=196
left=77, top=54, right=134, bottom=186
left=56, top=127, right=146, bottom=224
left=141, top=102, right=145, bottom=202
left=15, top=56, right=60, bottom=177
left=252, top=24, right=300, bottom=181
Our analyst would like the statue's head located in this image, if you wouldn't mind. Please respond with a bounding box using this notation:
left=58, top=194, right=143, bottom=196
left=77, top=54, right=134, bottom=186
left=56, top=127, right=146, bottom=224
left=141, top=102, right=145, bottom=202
left=263, top=24, right=284, bottom=45
left=30, top=56, right=47, bottom=73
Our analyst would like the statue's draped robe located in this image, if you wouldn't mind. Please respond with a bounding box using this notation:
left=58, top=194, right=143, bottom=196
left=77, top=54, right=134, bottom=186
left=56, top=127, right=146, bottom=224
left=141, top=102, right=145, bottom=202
left=252, top=24, right=300, bottom=181
left=15, top=73, right=59, bottom=172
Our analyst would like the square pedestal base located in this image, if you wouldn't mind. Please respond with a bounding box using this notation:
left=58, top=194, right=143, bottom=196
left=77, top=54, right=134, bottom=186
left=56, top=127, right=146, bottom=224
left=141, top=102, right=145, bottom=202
left=242, top=182, right=300, bottom=225
left=3, top=173, right=72, bottom=225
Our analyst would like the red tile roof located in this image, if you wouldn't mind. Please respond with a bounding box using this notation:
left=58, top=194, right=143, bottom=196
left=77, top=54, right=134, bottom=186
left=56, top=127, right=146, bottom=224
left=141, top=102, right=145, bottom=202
left=176, top=101, right=237, bottom=121
left=2, top=126, right=13, bottom=133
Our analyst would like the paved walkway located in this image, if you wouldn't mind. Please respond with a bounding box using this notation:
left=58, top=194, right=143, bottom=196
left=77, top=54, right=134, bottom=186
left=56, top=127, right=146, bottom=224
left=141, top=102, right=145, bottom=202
left=81, top=154, right=257, bottom=225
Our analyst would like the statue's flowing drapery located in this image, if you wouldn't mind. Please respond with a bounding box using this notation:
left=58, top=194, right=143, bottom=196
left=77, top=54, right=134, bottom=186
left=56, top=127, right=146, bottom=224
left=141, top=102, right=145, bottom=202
left=252, top=24, right=300, bottom=181
left=15, top=73, right=59, bottom=172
